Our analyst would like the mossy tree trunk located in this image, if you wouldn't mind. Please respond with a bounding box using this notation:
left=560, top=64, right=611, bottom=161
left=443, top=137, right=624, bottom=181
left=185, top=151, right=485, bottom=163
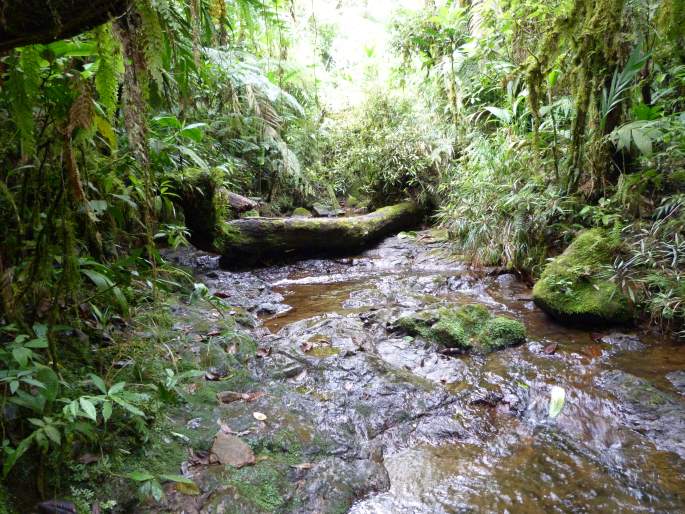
left=216, top=202, right=422, bottom=268
left=0, top=0, right=132, bottom=52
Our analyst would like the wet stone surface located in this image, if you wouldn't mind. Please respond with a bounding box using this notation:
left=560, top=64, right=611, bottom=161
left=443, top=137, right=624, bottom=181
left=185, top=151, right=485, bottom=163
left=158, top=232, right=685, bottom=513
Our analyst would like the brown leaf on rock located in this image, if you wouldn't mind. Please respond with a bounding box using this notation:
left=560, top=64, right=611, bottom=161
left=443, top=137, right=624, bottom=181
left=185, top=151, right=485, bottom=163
left=300, top=341, right=314, bottom=353
left=543, top=343, right=558, bottom=355
left=256, top=346, right=272, bottom=358
left=290, top=462, right=314, bottom=470
left=77, top=453, right=100, bottom=465
left=210, top=432, right=255, bottom=468
left=217, top=390, right=266, bottom=404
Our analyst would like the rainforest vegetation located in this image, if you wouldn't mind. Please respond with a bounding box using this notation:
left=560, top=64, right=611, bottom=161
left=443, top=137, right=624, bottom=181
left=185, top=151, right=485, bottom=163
left=0, top=0, right=684, bottom=512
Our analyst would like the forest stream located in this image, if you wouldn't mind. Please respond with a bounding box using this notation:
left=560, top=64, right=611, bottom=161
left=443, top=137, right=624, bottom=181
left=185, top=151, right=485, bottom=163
left=155, top=231, right=685, bottom=514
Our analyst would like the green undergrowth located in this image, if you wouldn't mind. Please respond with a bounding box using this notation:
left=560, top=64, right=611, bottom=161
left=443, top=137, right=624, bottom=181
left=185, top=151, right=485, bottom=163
left=2, top=288, right=261, bottom=512
left=397, top=304, right=526, bottom=353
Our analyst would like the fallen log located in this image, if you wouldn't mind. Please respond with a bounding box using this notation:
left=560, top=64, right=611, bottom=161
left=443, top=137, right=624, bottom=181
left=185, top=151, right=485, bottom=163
left=0, top=0, right=132, bottom=52
left=216, top=202, right=422, bottom=268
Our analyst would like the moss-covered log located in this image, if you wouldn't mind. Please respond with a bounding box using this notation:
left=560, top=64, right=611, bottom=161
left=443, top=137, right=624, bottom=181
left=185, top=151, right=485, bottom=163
left=216, top=202, right=422, bottom=267
left=0, top=0, right=132, bottom=52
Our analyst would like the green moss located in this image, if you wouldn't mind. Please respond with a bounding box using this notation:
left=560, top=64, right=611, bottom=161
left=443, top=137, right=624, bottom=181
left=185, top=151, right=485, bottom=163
left=533, top=229, right=632, bottom=325
left=215, top=222, right=251, bottom=250
left=307, top=346, right=341, bottom=358
left=479, top=317, right=526, bottom=351
left=395, top=304, right=526, bottom=353
left=241, top=209, right=260, bottom=218
left=226, top=461, right=289, bottom=512
left=431, top=313, right=468, bottom=349
left=292, top=207, right=313, bottom=217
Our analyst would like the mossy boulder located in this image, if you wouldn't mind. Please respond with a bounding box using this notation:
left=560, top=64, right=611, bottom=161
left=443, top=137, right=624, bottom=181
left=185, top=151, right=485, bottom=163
left=292, top=207, right=313, bottom=218
left=396, top=304, right=526, bottom=354
left=532, top=229, right=632, bottom=325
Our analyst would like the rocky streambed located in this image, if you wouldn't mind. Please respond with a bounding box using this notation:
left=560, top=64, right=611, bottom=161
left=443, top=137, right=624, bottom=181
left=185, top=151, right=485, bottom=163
left=156, top=231, right=685, bottom=513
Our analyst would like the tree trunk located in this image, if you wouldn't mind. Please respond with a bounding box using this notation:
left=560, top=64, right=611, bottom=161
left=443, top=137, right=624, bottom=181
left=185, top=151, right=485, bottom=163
left=0, top=0, right=132, bottom=52
left=216, top=203, right=422, bottom=268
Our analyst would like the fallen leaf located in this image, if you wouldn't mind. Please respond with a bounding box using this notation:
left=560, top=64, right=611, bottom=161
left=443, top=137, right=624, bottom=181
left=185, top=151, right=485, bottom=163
left=290, top=462, right=313, bottom=470
left=186, top=383, right=198, bottom=394
left=256, top=347, right=272, bottom=358
left=253, top=412, right=267, bottom=421
left=300, top=341, right=314, bottom=353
left=206, top=329, right=221, bottom=337
left=176, top=480, right=201, bottom=496
left=214, top=291, right=230, bottom=299
left=210, top=432, right=255, bottom=468
left=543, top=343, right=558, bottom=355
left=244, top=391, right=266, bottom=402
left=77, top=453, right=100, bottom=465
left=548, top=385, right=566, bottom=418
left=217, top=391, right=266, bottom=404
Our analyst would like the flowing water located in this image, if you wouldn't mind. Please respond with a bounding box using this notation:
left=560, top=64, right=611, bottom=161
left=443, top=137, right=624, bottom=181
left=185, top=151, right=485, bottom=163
left=168, top=231, right=685, bottom=513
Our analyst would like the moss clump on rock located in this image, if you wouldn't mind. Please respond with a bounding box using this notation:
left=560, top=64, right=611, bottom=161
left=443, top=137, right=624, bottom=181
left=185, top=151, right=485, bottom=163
left=396, top=304, right=526, bottom=354
left=481, top=317, right=526, bottom=351
left=533, top=228, right=632, bottom=325
left=292, top=207, right=313, bottom=218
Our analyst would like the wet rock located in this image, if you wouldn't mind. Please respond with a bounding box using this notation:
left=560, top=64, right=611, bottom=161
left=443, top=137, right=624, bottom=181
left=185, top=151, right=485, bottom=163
left=599, top=333, right=646, bottom=354
left=293, top=457, right=389, bottom=514
left=667, top=370, right=685, bottom=395
left=210, top=432, right=255, bottom=468
left=599, top=370, right=685, bottom=459
left=312, top=203, right=342, bottom=217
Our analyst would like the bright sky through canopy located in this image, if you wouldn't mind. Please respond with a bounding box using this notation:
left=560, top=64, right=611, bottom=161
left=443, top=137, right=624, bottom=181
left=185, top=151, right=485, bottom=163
left=291, top=0, right=424, bottom=111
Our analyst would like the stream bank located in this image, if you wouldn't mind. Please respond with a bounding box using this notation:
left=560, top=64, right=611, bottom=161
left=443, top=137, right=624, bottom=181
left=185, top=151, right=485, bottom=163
left=139, top=230, right=685, bottom=513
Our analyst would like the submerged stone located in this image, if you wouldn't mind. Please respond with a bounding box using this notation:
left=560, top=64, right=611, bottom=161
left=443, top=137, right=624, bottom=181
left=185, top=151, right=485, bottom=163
left=533, top=229, right=632, bottom=326
left=395, top=304, right=526, bottom=354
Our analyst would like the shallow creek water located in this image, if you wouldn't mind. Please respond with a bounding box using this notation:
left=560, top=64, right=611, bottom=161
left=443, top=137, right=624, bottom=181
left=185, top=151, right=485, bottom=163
left=170, top=232, right=685, bottom=513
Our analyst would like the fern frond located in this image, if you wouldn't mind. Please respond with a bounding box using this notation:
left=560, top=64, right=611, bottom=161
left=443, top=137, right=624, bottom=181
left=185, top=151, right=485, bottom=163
left=7, top=46, right=42, bottom=159
left=95, top=23, right=123, bottom=121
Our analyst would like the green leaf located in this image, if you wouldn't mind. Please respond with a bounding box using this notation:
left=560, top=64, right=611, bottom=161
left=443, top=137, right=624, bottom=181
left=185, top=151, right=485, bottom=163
left=9, top=381, right=19, bottom=394
left=90, top=373, right=108, bottom=394
left=111, top=396, right=145, bottom=418
left=81, top=269, right=113, bottom=290
left=3, top=434, right=34, bottom=477
left=548, top=385, right=566, bottom=418
left=159, top=474, right=194, bottom=485
left=43, top=425, right=61, bottom=445
left=32, top=324, right=48, bottom=339
left=127, top=470, right=155, bottom=482
left=79, top=398, right=98, bottom=421
left=108, top=382, right=126, bottom=395
left=102, top=400, right=113, bottom=422
left=25, top=338, right=48, bottom=349
left=484, top=106, right=512, bottom=124
left=12, top=347, right=31, bottom=367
